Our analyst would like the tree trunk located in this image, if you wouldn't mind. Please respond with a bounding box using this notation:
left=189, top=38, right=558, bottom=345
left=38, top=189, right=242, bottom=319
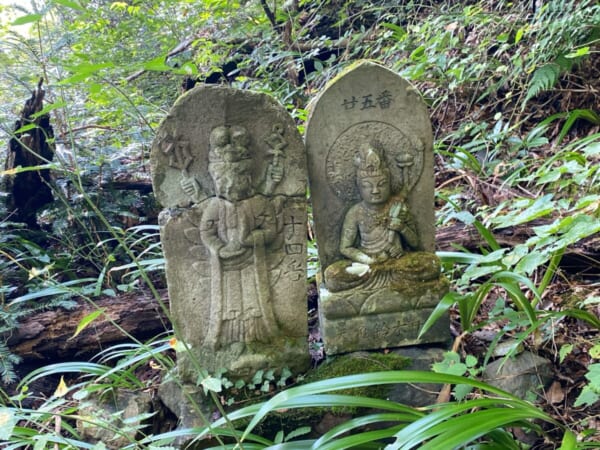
left=3, top=78, right=55, bottom=228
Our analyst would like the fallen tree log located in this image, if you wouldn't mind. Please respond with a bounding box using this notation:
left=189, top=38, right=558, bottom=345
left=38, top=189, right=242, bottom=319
left=435, top=222, right=600, bottom=273
left=6, top=289, right=170, bottom=362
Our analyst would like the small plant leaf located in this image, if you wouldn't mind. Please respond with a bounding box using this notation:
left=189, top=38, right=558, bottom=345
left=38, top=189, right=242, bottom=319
left=200, top=376, right=222, bottom=393
left=53, top=0, right=85, bottom=11
left=559, top=344, right=573, bottom=363
left=558, top=429, right=577, bottom=450
left=524, top=63, right=560, bottom=106
left=53, top=375, right=69, bottom=397
left=12, top=13, right=43, bottom=26
left=71, top=309, right=105, bottom=340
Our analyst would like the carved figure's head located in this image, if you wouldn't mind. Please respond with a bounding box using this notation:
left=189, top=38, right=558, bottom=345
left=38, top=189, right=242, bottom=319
left=354, top=141, right=390, bottom=205
left=208, top=125, right=253, bottom=201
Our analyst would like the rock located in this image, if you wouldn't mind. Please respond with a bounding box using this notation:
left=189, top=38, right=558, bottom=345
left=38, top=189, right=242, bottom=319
left=76, top=389, right=153, bottom=449
left=483, top=351, right=553, bottom=400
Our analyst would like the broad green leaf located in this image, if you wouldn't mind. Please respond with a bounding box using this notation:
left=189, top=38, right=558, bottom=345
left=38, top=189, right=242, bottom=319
left=284, top=426, right=310, bottom=443
left=143, top=56, right=171, bottom=72
left=558, top=109, right=600, bottom=144
left=30, top=100, right=67, bottom=119
left=200, top=376, right=222, bottom=393
left=13, top=123, right=38, bottom=134
left=558, top=429, right=577, bottom=450
left=574, top=385, right=599, bottom=407
left=274, top=430, right=284, bottom=444
left=565, top=46, right=590, bottom=59
left=34, top=435, right=50, bottom=450
left=419, top=409, right=545, bottom=449
left=515, top=26, right=525, bottom=44
left=418, top=291, right=457, bottom=338
left=11, top=13, right=43, bottom=26
left=495, top=281, right=537, bottom=325
left=71, top=309, right=105, bottom=340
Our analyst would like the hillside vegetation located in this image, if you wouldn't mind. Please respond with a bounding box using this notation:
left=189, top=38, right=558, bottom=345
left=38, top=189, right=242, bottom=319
left=0, top=0, right=599, bottom=448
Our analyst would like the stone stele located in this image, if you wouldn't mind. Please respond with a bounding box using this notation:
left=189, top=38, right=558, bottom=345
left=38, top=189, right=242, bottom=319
left=305, top=61, right=449, bottom=354
left=151, top=85, right=309, bottom=382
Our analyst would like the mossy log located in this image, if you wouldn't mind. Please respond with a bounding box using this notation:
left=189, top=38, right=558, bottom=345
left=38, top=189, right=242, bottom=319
left=6, top=289, right=170, bottom=362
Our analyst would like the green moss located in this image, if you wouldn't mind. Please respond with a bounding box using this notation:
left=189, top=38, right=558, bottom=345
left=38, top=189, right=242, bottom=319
left=303, top=352, right=411, bottom=405
left=226, top=352, right=411, bottom=440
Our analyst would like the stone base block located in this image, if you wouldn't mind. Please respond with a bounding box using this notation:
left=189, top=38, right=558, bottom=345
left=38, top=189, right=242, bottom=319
left=319, top=281, right=450, bottom=355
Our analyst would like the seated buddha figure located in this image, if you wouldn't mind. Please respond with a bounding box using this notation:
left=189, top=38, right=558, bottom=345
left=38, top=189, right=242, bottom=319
left=324, top=141, right=440, bottom=294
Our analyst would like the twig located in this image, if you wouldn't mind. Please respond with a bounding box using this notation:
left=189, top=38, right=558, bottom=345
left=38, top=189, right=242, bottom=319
left=260, top=0, right=277, bottom=29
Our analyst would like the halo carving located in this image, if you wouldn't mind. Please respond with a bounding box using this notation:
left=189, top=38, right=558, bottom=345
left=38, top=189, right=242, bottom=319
left=325, top=121, right=424, bottom=201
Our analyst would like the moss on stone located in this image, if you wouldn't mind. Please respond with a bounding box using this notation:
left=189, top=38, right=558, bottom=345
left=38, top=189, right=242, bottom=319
left=228, top=351, right=411, bottom=439
left=304, top=352, right=410, bottom=400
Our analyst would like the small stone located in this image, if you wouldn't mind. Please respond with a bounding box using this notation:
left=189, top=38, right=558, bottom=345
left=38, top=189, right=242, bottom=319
left=483, top=351, right=553, bottom=400
left=76, top=389, right=153, bottom=448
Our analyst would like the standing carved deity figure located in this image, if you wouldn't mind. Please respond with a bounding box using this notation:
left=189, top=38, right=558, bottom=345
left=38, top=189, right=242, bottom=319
left=324, top=141, right=440, bottom=294
left=199, top=125, right=282, bottom=349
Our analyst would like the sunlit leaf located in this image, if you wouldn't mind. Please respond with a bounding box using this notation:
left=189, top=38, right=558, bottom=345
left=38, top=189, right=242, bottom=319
left=0, top=408, right=16, bottom=440
left=71, top=309, right=105, bottom=340
left=11, top=14, right=43, bottom=26
left=53, top=376, right=69, bottom=397
left=53, top=0, right=85, bottom=11
left=200, top=376, right=222, bottom=393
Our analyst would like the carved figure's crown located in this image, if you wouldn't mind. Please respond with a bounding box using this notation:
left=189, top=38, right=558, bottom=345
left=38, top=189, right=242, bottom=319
left=209, top=125, right=251, bottom=162
left=354, top=141, right=389, bottom=178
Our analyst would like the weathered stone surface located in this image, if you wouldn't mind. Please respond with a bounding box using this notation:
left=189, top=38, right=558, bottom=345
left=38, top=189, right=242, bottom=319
left=306, top=61, right=449, bottom=354
left=76, top=389, right=153, bottom=448
left=150, top=85, right=309, bottom=382
left=388, top=346, right=447, bottom=406
left=483, top=351, right=553, bottom=399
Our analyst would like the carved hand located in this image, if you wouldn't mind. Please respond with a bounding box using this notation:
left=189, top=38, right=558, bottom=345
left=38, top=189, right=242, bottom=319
left=180, top=177, right=200, bottom=201
left=373, top=251, right=389, bottom=263
left=388, top=216, right=406, bottom=231
left=219, top=241, right=246, bottom=259
left=267, top=162, right=284, bottom=185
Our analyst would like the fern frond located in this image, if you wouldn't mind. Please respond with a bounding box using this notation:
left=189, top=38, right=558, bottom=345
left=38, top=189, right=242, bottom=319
left=523, top=63, right=560, bottom=107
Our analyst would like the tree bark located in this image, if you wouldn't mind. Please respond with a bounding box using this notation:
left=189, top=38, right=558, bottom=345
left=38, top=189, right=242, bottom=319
left=3, top=78, right=55, bottom=228
left=6, top=289, right=170, bottom=362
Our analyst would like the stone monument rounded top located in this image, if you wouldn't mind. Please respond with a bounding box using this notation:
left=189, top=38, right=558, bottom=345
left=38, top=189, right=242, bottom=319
left=151, top=85, right=306, bottom=209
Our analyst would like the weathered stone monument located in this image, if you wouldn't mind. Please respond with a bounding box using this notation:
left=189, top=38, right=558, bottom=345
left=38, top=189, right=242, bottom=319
left=305, top=61, right=449, bottom=354
left=151, top=85, right=309, bottom=387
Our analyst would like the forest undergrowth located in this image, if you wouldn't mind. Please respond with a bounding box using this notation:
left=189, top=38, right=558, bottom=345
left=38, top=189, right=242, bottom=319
left=0, top=0, right=599, bottom=448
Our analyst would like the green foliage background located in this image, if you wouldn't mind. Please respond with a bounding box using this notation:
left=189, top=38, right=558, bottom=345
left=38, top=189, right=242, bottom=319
left=0, top=0, right=599, bottom=447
